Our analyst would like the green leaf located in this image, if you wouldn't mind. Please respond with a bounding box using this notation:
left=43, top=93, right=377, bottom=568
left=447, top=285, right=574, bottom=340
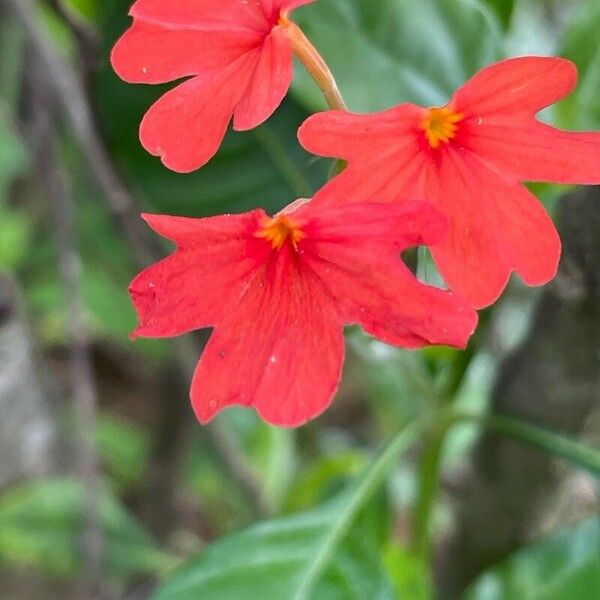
left=0, top=109, right=28, bottom=200
left=284, top=451, right=368, bottom=513
left=0, top=207, right=33, bottom=270
left=558, top=0, right=600, bottom=129
left=480, top=0, right=517, bottom=28
left=0, top=16, right=26, bottom=111
left=292, top=0, right=503, bottom=111
left=504, top=0, right=560, bottom=57
left=461, top=413, right=600, bottom=479
left=383, top=545, right=433, bottom=600
left=0, top=478, right=174, bottom=579
left=463, top=518, right=600, bottom=600
left=96, top=414, right=151, bottom=488
left=153, top=417, right=432, bottom=599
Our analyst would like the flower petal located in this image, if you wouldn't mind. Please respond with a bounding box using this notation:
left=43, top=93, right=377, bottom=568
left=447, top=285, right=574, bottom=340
left=461, top=118, right=600, bottom=184
left=430, top=150, right=561, bottom=307
left=129, top=211, right=269, bottom=338
left=111, top=20, right=261, bottom=84
left=453, top=56, right=577, bottom=117
left=300, top=202, right=478, bottom=348
left=280, top=0, right=318, bottom=12
left=298, top=105, right=421, bottom=159
left=139, top=52, right=259, bottom=172
left=191, top=254, right=344, bottom=427
left=299, top=200, right=447, bottom=248
left=233, top=27, right=293, bottom=131
left=130, top=0, right=270, bottom=33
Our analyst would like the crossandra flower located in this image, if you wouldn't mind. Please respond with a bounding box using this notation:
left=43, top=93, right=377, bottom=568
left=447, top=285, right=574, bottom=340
left=129, top=201, right=478, bottom=427
left=298, top=57, right=600, bottom=308
left=111, top=0, right=316, bottom=173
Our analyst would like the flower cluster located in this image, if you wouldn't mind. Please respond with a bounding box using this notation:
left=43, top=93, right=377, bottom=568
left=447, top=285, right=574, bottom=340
left=112, top=1, right=600, bottom=426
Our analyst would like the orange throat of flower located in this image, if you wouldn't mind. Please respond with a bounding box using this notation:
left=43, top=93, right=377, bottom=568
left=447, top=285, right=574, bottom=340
left=256, top=214, right=306, bottom=251
left=420, top=106, right=464, bottom=149
left=278, top=11, right=292, bottom=28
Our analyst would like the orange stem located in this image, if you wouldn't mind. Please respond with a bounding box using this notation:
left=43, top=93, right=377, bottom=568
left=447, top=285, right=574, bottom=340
left=283, top=21, right=347, bottom=111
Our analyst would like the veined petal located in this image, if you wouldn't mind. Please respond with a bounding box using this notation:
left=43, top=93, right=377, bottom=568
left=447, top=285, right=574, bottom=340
left=233, top=27, right=293, bottom=131
left=431, top=150, right=561, bottom=307
left=139, top=52, right=259, bottom=172
left=130, top=211, right=269, bottom=338
left=453, top=56, right=577, bottom=118
left=460, top=118, right=600, bottom=184
left=310, top=137, right=427, bottom=209
left=111, top=20, right=261, bottom=84
left=299, top=200, right=447, bottom=248
left=280, top=0, right=317, bottom=11
left=130, top=0, right=270, bottom=33
left=298, top=105, right=421, bottom=159
left=191, top=253, right=344, bottom=427
left=299, top=202, right=478, bottom=348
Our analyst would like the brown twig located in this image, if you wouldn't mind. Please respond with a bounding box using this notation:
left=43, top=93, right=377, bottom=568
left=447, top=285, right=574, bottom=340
left=30, top=57, right=104, bottom=598
left=6, top=0, right=270, bottom=518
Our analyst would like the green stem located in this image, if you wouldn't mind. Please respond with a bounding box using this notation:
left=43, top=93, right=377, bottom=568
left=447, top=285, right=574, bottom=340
left=294, top=409, right=598, bottom=598
left=293, top=413, right=436, bottom=599
left=412, top=424, right=446, bottom=560
left=457, top=412, right=600, bottom=478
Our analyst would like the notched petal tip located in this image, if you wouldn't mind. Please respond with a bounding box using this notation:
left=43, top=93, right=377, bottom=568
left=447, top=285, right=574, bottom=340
left=128, top=274, right=158, bottom=334
left=139, top=117, right=205, bottom=174
left=140, top=212, right=163, bottom=229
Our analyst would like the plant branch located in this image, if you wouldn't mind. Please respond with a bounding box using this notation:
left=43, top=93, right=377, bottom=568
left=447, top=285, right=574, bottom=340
left=412, top=425, right=446, bottom=560
left=30, top=58, right=104, bottom=597
left=7, top=0, right=270, bottom=519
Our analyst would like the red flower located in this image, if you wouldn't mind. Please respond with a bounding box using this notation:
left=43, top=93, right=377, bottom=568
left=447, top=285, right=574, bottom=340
left=130, top=201, right=477, bottom=427
left=298, top=57, right=600, bottom=308
left=111, top=0, right=315, bottom=173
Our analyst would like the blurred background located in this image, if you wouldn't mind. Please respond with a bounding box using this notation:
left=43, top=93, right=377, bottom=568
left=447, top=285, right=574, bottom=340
left=0, top=0, right=598, bottom=598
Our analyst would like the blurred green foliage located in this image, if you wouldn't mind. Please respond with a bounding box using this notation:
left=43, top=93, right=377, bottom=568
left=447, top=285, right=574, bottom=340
left=0, top=479, right=174, bottom=579
left=0, top=0, right=598, bottom=597
left=293, top=0, right=502, bottom=111
left=154, top=419, right=426, bottom=600
left=464, top=518, right=600, bottom=600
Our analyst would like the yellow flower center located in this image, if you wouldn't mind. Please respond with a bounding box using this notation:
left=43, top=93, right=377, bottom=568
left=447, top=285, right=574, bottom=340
left=420, top=106, right=464, bottom=149
left=255, top=214, right=306, bottom=251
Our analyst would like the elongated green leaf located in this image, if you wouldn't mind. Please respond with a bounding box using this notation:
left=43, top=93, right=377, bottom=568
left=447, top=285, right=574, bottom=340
left=481, top=0, right=517, bottom=28
left=292, top=0, right=503, bottom=111
left=455, top=412, right=600, bottom=478
left=0, top=478, right=174, bottom=579
left=466, top=413, right=600, bottom=479
left=384, top=545, right=433, bottom=600
left=153, top=417, right=432, bottom=599
left=558, top=0, right=600, bottom=129
left=463, top=518, right=600, bottom=600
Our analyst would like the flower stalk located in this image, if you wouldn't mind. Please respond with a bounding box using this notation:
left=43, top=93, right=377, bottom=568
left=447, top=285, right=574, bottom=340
left=283, top=20, right=347, bottom=111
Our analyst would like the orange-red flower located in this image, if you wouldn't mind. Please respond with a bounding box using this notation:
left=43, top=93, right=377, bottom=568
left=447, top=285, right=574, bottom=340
left=299, top=57, right=600, bottom=308
left=111, top=0, right=315, bottom=173
left=130, top=201, right=477, bottom=427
